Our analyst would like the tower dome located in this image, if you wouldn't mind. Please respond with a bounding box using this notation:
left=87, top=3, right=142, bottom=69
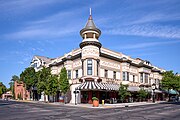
left=79, top=9, right=102, bottom=49
left=80, top=15, right=101, bottom=38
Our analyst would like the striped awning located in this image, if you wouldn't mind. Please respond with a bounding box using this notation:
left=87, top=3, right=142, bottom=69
left=76, top=81, right=119, bottom=91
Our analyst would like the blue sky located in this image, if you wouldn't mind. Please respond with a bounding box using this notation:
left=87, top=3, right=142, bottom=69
left=0, top=0, right=180, bottom=87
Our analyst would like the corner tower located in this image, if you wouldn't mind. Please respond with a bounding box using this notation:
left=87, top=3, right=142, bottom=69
left=79, top=9, right=102, bottom=79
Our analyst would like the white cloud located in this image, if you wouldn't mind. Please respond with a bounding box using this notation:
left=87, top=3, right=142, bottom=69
left=2, top=6, right=86, bottom=40
left=0, top=0, right=66, bottom=14
left=104, top=24, right=180, bottom=39
left=115, top=40, right=180, bottom=50
left=129, top=13, right=180, bottom=25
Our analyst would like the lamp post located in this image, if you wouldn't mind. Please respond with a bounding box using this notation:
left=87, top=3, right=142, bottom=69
left=152, top=83, right=156, bottom=103
left=75, top=88, right=77, bottom=105
left=74, top=88, right=79, bottom=105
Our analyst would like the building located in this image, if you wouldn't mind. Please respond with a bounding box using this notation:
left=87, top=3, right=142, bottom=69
left=30, top=13, right=165, bottom=104
left=2, top=91, right=13, bottom=100
left=14, top=81, right=30, bottom=100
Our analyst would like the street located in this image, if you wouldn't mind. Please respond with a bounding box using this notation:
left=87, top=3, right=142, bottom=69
left=0, top=100, right=180, bottom=120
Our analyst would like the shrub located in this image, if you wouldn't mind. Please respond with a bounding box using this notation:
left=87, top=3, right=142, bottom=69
left=92, top=97, right=99, bottom=101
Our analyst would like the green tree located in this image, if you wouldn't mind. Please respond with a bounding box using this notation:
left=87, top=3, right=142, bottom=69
left=137, top=89, right=148, bottom=101
left=37, top=67, right=51, bottom=101
left=20, top=67, right=37, bottom=90
left=162, top=71, right=180, bottom=101
left=59, top=67, right=69, bottom=103
left=118, top=83, right=131, bottom=103
left=10, top=75, right=20, bottom=98
left=59, top=67, right=69, bottom=94
left=0, top=82, right=7, bottom=98
left=46, top=75, right=59, bottom=102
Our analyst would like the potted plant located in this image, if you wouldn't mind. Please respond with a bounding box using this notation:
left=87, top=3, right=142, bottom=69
left=92, top=97, right=99, bottom=107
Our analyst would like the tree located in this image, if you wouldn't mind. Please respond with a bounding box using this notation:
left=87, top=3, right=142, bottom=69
left=20, top=67, right=37, bottom=90
left=137, top=89, right=148, bottom=101
left=59, top=67, right=69, bottom=103
left=46, top=75, right=59, bottom=102
left=10, top=75, right=20, bottom=99
left=0, top=82, right=7, bottom=98
left=37, top=67, right=51, bottom=101
left=162, top=71, right=180, bottom=101
left=162, top=71, right=180, bottom=91
left=118, top=83, right=131, bottom=103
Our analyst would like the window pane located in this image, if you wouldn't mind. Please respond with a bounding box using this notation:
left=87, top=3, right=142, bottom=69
left=87, top=59, right=92, bottom=75
left=123, top=72, right=125, bottom=81
left=105, top=70, right=108, bottom=78
left=76, top=70, right=78, bottom=78
left=113, top=71, right=116, bottom=79
left=68, top=70, right=71, bottom=79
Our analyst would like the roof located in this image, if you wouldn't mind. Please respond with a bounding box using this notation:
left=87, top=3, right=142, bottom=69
left=35, top=55, right=53, bottom=64
left=85, top=15, right=96, bottom=29
left=80, top=15, right=101, bottom=36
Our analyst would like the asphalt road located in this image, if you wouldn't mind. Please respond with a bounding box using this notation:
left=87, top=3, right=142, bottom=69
left=0, top=100, right=180, bottom=120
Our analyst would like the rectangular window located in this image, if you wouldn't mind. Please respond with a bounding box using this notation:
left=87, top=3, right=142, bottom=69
left=97, top=62, right=99, bottom=76
left=68, top=70, right=71, bottom=79
left=87, top=59, right=92, bottom=75
left=149, top=79, right=151, bottom=85
left=123, top=72, right=126, bottom=81
left=145, top=73, right=148, bottom=83
left=133, top=75, right=135, bottom=82
left=156, top=79, right=159, bottom=85
left=113, top=71, right=116, bottom=79
left=127, top=72, right=129, bottom=81
left=32, top=63, right=37, bottom=68
left=140, top=73, right=143, bottom=83
left=76, top=70, right=78, bottom=78
left=105, top=70, right=108, bottom=78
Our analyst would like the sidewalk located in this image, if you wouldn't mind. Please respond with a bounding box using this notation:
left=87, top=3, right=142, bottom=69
left=65, top=101, right=167, bottom=108
left=16, top=100, right=167, bottom=109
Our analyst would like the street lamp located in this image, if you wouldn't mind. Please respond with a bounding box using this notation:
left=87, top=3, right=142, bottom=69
left=74, top=88, right=79, bottom=105
left=152, top=83, right=156, bottom=103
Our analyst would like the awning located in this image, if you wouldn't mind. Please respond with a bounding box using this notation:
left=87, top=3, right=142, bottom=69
left=128, top=86, right=140, bottom=92
left=167, top=90, right=179, bottom=95
left=76, top=81, right=119, bottom=91
left=144, top=88, right=163, bottom=93
left=76, top=82, right=142, bottom=92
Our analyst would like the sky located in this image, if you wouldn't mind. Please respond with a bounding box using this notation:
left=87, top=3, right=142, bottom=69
left=0, top=0, right=180, bottom=87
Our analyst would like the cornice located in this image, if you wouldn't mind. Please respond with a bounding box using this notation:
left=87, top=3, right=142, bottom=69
left=79, top=41, right=102, bottom=48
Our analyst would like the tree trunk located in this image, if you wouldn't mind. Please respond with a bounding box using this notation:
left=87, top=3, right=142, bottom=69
left=168, top=89, right=170, bottom=102
left=44, top=93, right=46, bottom=102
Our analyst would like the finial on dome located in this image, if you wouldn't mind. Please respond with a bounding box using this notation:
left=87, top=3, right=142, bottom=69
left=90, top=8, right=92, bottom=16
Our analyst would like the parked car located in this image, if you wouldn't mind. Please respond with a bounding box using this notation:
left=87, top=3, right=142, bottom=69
left=4, top=98, right=8, bottom=101
left=169, top=96, right=177, bottom=102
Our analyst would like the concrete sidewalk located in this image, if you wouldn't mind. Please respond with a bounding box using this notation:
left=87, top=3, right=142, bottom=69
left=65, top=101, right=167, bottom=108
left=16, top=99, right=167, bottom=109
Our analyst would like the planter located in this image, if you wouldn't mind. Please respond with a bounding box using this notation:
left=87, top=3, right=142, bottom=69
left=93, top=100, right=99, bottom=107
